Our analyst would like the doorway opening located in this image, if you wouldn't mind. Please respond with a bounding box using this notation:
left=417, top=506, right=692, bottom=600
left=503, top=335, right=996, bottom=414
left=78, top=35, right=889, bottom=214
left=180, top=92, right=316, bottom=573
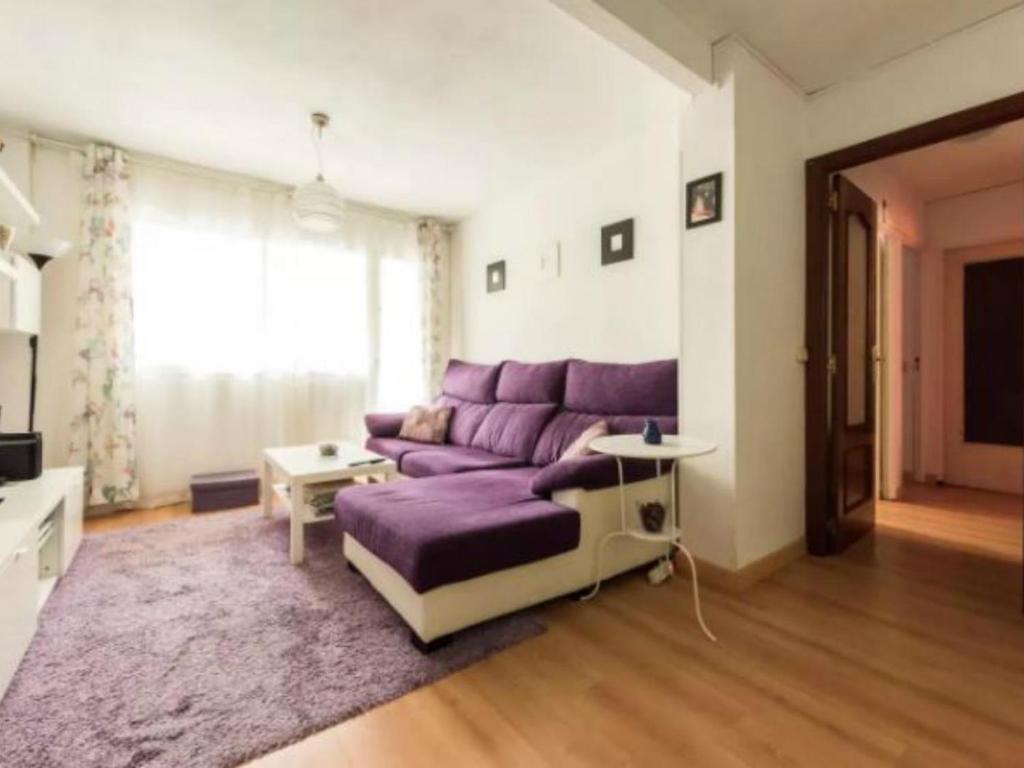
left=805, top=93, right=1024, bottom=610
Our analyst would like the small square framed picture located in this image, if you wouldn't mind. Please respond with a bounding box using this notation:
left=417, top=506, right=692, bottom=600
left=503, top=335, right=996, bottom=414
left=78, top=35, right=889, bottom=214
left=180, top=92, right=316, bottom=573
left=486, top=260, right=506, bottom=293
left=601, top=218, right=634, bottom=266
left=686, top=172, right=723, bottom=228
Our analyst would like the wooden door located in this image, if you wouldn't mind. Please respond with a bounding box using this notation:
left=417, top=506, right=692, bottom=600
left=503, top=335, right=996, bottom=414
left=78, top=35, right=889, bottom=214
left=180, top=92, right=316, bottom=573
left=828, top=175, right=878, bottom=551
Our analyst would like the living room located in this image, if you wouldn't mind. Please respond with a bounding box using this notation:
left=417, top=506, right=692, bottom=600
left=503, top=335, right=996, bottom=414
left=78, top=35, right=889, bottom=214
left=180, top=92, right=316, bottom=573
left=2, top=1, right=1024, bottom=766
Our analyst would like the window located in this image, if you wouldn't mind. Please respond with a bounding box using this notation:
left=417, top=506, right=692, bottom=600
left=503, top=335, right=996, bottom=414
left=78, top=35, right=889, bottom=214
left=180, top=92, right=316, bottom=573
left=130, top=172, right=426, bottom=415
left=128, top=166, right=430, bottom=502
left=133, top=219, right=375, bottom=379
left=377, top=256, right=425, bottom=410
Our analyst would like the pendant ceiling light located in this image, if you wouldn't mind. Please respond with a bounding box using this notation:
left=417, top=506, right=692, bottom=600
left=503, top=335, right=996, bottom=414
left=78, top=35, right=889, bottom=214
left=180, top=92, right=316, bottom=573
left=292, top=112, right=345, bottom=233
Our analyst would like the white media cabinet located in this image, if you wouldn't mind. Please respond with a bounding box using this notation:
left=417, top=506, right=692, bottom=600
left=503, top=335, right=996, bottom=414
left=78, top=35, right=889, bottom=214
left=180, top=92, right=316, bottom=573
left=0, top=467, right=84, bottom=700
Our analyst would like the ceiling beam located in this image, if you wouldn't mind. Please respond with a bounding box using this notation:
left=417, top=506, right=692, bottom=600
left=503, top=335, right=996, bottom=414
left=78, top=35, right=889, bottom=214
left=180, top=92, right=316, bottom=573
left=548, top=0, right=712, bottom=94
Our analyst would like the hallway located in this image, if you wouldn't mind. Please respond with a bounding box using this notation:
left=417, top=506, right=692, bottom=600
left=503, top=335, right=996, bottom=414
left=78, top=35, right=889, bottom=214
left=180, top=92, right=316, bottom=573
left=875, top=482, right=1022, bottom=612
left=881, top=483, right=1021, bottom=561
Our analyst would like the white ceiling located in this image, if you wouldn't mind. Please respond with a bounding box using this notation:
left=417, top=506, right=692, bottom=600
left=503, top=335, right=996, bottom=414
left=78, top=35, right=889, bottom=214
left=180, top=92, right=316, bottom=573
left=862, top=118, right=1024, bottom=202
left=661, top=0, right=1024, bottom=94
left=0, top=0, right=680, bottom=218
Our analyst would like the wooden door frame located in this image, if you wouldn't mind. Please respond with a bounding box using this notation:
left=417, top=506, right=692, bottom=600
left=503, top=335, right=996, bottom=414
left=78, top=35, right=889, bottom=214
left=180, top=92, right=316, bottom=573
left=805, top=91, right=1024, bottom=556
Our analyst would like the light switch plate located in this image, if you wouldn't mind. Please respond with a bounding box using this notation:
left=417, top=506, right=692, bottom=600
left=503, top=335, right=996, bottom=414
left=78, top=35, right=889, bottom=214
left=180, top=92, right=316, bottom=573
left=539, top=242, right=560, bottom=281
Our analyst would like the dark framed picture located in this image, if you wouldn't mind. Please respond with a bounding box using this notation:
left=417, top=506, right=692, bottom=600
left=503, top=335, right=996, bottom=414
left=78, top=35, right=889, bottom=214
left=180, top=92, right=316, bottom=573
left=686, top=173, right=723, bottom=228
left=601, top=218, right=634, bottom=266
left=486, top=260, right=506, bottom=293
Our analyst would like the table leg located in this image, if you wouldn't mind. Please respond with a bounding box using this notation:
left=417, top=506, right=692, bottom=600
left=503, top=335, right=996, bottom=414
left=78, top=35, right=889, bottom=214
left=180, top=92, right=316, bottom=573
left=583, top=458, right=629, bottom=600
left=672, top=541, right=717, bottom=642
left=615, top=456, right=626, bottom=530
left=261, top=459, right=273, bottom=519
left=581, top=531, right=627, bottom=600
left=671, top=460, right=716, bottom=642
left=290, top=479, right=305, bottom=565
left=670, top=456, right=678, bottom=532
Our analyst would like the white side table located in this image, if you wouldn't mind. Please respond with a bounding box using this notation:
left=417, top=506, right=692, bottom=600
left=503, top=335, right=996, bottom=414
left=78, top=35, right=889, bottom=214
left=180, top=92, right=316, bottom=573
left=262, top=442, right=397, bottom=565
left=585, top=434, right=718, bottom=641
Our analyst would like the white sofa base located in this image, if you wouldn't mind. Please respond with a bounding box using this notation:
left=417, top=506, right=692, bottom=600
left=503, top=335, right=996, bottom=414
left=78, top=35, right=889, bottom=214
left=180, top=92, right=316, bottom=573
left=343, top=474, right=673, bottom=643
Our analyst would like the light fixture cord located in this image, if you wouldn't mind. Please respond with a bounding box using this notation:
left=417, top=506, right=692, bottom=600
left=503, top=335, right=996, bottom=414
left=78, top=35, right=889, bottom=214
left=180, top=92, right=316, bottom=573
left=313, top=120, right=325, bottom=182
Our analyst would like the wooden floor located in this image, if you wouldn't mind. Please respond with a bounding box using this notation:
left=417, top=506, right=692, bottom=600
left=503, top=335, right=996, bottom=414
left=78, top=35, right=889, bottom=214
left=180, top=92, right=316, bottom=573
left=86, top=485, right=1024, bottom=767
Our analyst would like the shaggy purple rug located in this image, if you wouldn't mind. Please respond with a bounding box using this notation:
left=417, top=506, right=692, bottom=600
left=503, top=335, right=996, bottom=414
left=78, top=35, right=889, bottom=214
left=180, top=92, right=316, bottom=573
left=0, top=509, right=544, bottom=768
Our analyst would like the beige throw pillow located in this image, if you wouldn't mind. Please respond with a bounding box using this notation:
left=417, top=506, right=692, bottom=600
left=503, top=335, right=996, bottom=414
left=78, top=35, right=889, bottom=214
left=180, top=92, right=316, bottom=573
left=560, top=420, right=609, bottom=460
left=398, top=405, right=452, bottom=444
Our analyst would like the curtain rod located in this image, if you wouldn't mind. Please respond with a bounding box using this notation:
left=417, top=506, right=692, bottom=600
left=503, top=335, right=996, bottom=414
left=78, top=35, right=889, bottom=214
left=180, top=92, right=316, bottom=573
left=26, top=132, right=453, bottom=228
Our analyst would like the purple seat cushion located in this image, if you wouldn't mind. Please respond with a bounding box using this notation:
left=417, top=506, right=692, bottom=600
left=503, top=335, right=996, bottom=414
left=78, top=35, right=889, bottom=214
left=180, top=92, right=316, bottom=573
left=564, top=359, right=677, bottom=416
left=470, top=402, right=558, bottom=461
left=401, top=446, right=525, bottom=478
left=365, top=436, right=433, bottom=466
left=441, top=359, right=502, bottom=403
left=364, top=412, right=406, bottom=438
left=335, top=468, right=580, bottom=592
left=496, top=360, right=568, bottom=404
left=531, top=412, right=679, bottom=466
left=435, top=395, right=492, bottom=447
left=530, top=454, right=667, bottom=496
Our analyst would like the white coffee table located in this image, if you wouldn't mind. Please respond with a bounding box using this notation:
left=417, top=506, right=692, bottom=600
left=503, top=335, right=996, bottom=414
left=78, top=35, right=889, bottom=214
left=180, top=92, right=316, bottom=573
left=262, top=441, right=397, bottom=564
left=585, top=434, right=718, bottom=641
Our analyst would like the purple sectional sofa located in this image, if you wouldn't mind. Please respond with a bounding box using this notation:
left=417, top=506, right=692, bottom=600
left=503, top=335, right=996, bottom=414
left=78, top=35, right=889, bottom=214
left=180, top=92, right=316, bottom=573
left=335, top=358, right=678, bottom=649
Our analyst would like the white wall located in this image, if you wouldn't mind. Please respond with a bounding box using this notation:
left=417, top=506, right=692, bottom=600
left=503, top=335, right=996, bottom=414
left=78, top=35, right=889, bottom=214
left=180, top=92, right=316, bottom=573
left=675, top=10, right=1024, bottom=566
left=926, top=183, right=1024, bottom=494
left=0, top=138, right=33, bottom=434
left=473, top=3, right=1024, bottom=572
left=12, top=0, right=1019, bottom=565
left=746, top=10, right=1024, bottom=551
left=33, top=147, right=83, bottom=469
left=0, top=133, right=82, bottom=468
left=926, top=182, right=1024, bottom=249
left=455, top=116, right=682, bottom=363
left=0, top=332, right=32, bottom=432
left=909, top=183, right=1024, bottom=490
left=678, top=54, right=738, bottom=569
left=806, top=7, right=1024, bottom=157
left=803, top=2, right=1024, bottom=495
left=730, top=42, right=807, bottom=567
left=676, top=39, right=806, bottom=570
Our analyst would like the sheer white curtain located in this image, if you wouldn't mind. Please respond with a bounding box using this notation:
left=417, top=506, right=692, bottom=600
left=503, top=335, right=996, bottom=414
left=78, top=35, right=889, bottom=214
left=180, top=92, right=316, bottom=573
left=130, top=164, right=425, bottom=505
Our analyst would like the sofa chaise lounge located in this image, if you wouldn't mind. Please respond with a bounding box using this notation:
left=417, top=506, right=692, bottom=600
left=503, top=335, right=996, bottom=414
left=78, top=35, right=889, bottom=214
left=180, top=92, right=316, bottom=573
left=334, top=358, right=678, bottom=649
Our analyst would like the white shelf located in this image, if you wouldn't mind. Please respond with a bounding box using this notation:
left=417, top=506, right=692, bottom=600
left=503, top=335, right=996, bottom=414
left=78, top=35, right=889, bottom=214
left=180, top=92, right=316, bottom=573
left=273, top=481, right=346, bottom=523
left=625, top=526, right=683, bottom=543
left=0, top=165, right=40, bottom=229
left=0, top=253, right=15, bottom=280
left=0, top=251, right=40, bottom=334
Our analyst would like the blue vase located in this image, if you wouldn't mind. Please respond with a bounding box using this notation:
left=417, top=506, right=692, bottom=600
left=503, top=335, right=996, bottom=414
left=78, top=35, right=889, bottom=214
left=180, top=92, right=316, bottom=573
left=642, top=419, right=662, bottom=445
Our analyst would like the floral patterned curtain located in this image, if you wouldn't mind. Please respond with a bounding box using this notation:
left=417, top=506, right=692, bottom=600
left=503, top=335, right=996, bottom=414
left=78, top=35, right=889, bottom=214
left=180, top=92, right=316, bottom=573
left=416, top=219, right=450, bottom=397
left=68, top=145, right=139, bottom=507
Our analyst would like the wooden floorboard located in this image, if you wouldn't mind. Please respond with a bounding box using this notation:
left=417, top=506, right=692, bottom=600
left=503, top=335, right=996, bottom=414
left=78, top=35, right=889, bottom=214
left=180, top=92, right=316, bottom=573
left=85, top=484, right=1024, bottom=767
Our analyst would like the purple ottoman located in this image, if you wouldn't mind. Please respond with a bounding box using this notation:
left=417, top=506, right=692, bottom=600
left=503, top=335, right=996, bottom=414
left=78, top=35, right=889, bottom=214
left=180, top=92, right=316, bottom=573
left=190, top=470, right=260, bottom=513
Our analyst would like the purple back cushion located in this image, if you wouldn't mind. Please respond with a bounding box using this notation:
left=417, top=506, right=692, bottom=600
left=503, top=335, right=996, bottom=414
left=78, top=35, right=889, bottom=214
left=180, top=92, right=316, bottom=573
left=532, top=412, right=678, bottom=466
left=435, top=395, right=492, bottom=447
left=496, top=360, right=568, bottom=404
left=564, top=359, right=677, bottom=416
left=471, top=403, right=558, bottom=461
left=441, top=359, right=502, bottom=403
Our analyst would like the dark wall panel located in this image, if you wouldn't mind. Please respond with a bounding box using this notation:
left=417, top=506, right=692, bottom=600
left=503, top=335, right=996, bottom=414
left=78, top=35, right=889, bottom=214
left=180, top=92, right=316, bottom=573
left=964, top=257, right=1024, bottom=447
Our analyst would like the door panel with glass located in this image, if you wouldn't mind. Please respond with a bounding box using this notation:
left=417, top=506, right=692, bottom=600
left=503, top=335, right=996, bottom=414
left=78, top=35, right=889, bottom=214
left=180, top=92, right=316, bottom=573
left=828, top=175, right=878, bottom=551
